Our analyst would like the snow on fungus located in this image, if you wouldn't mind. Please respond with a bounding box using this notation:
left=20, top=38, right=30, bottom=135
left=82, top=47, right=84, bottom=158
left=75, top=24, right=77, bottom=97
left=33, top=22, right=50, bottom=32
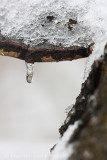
left=0, top=0, right=107, bottom=79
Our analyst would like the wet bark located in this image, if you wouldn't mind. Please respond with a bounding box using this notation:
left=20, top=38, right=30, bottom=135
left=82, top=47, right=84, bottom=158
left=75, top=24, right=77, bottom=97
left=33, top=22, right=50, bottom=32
left=58, top=44, right=107, bottom=160
left=0, top=34, right=93, bottom=63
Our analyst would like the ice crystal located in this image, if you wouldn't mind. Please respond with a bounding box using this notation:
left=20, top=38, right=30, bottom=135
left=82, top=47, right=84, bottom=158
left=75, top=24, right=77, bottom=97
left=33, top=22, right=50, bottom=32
left=25, top=62, right=34, bottom=83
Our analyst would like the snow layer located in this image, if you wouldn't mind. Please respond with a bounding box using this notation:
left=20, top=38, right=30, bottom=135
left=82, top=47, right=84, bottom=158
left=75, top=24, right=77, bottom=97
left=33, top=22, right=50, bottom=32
left=84, top=0, right=107, bottom=79
left=84, top=41, right=106, bottom=80
left=0, top=0, right=106, bottom=48
left=49, top=121, right=78, bottom=160
left=0, top=0, right=90, bottom=47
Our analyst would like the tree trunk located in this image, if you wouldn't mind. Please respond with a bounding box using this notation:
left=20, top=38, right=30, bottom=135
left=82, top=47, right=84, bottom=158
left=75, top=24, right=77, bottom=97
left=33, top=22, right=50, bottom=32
left=57, top=44, right=107, bottom=160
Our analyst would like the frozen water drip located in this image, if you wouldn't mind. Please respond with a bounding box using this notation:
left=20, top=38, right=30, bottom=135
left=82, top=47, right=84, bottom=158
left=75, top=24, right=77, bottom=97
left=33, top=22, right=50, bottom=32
left=25, top=62, right=34, bottom=83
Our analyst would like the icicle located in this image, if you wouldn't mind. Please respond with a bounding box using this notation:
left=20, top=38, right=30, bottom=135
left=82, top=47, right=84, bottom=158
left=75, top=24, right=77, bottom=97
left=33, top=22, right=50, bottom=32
left=25, top=62, right=34, bottom=83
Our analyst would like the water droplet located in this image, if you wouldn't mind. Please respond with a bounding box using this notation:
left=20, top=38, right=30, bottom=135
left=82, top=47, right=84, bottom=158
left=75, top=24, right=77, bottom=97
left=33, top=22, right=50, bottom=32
left=25, top=62, right=34, bottom=83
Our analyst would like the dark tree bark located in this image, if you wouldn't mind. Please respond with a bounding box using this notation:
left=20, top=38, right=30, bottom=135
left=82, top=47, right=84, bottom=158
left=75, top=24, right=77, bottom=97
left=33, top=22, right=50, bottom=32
left=58, top=44, right=107, bottom=160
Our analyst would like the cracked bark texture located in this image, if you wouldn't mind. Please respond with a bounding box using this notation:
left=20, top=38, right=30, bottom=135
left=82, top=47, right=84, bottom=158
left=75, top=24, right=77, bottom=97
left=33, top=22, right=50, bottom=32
left=59, top=45, right=107, bottom=160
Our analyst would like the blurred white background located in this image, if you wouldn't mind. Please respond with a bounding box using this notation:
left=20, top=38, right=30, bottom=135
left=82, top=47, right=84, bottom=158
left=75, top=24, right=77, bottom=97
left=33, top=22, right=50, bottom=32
left=0, top=56, right=86, bottom=159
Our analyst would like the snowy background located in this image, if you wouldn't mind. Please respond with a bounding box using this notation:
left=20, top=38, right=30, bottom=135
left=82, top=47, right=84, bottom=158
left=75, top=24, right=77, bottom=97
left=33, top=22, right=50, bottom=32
left=0, top=56, right=86, bottom=159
